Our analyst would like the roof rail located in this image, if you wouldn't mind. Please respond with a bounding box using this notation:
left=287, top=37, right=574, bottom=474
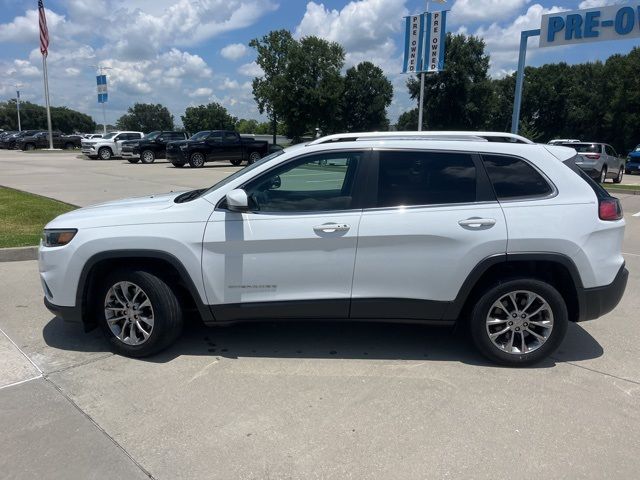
left=308, top=131, right=534, bottom=145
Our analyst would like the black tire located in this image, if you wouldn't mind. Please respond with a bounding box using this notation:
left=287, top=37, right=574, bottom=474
left=64, top=142, right=75, bottom=150
left=599, top=166, right=607, bottom=183
left=141, top=149, right=155, bottom=164
left=247, top=151, right=261, bottom=165
left=172, top=162, right=185, bottom=168
left=469, top=279, right=568, bottom=367
left=98, top=147, right=112, bottom=160
left=25, top=143, right=36, bottom=151
left=127, top=158, right=140, bottom=164
left=230, top=158, right=243, bottom=166
left=613, top=167, right=623, bottom=184
left=189, top=152, right=205, bottom=168
left=97, top=269, right=183, bottom=358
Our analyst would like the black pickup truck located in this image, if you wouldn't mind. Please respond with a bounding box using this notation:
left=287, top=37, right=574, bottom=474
left=166, top=130, right=270, bottom=168
left=17, top=131, right=82, bottom=150
left=122, top=131, right=189, bottom=164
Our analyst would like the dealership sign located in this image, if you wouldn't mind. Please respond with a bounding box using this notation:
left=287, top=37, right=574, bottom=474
left=402, top=10, right=448, bottom=73
left=541, top=3, right=640, bottom=47
left=96, top=74, right=108, bottom=103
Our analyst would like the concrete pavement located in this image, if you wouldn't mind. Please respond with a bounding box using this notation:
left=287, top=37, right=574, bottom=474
left=1, top=148, right=640, bottom=479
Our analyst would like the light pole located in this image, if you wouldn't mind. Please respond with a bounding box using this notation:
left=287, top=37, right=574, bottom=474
left=15, top=86, right=22, bottom=132
left=90, top=65, right=112, bottom=134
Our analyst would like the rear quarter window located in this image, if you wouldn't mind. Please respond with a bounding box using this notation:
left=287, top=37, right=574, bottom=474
left=481, top=154, right=553, bottom=200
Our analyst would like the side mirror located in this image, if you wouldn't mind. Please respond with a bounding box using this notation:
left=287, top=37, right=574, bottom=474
left=226, top=189, right=249, bottom=212
left=270, top=175, right=281, bottom=189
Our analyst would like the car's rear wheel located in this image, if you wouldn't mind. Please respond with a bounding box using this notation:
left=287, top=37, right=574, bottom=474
left=469, top=279, right=568, bottom=367
left=189, top=152, right=205, bottom=168
left=614, top=167, right=624, bottom=184
left=98, top=270, right=183, bottom=357
left=248, top=151, right=261, bottom=165
left=141, top=150, right=155, bottom=164
left=99, top=147, right=112, bottom=160
left=127, top=158, right=140, bottom=164
left=599, top=166, right=608, bottom=183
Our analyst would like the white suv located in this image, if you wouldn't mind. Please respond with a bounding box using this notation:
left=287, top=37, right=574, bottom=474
left=39, top=135, right=628, bottom=366
left=81, top=131, right=144, bottom=160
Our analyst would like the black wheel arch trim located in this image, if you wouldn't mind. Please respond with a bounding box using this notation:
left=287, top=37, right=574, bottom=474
left=75, top=249, right=214, bottom=326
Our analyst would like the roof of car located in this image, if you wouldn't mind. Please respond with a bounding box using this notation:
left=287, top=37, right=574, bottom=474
left=309, top=131, right=534, bottom=145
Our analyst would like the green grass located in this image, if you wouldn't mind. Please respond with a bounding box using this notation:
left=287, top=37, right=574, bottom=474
left=605, top=183, right=640, bottom=192
left=0, top=187, right=76, bottom=248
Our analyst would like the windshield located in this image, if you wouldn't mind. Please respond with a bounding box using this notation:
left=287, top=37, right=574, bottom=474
left=564, top=143, right=600, bottom=153
left=203, top=149, right=286, bottom=195
left=190, top=131, right=211, bottom=141
left=145, top=131, right=161, bottom=140
left=102, top=132, right=117, bottom=139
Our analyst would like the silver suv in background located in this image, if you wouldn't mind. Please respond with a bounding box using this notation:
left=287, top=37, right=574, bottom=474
left=81, top=131, right=144, bottom=160
left=561, top=142, right=624, bottom=183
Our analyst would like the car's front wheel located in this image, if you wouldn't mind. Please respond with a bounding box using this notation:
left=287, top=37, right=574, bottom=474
left=469, top=279, right=568, bottom=367
left=98, top=270, right=183, bottom=357
left=189, top=152, right=205, bottom=168
left=613, top=167, right=624, bottom=184
left=248, top=151, right=261, bottom=165
left=141, top=150, right=155, bottom=164
left=98, top=147, right=112, bottom=160
left=600, top=166, right=608, bottom=183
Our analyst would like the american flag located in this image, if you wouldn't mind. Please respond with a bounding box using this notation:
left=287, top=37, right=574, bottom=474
left=38, top=0, right=49, bottom=57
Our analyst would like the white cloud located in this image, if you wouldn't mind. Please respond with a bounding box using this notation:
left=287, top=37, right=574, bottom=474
left=237, top=61, right=263, bottom=77
left=578, top=0, right=622, bottom=8
left=450, top=0, right=531, bottom=24
left=221, top=43, right=248, bottom=60
left=188, top=87, right=213, bottom=98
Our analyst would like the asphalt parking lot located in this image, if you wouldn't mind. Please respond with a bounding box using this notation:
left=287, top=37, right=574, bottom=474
left=1, top=149, right=640, bottom=479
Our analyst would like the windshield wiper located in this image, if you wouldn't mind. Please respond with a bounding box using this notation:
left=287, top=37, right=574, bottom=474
left=174, top=188, right=205, bottom=203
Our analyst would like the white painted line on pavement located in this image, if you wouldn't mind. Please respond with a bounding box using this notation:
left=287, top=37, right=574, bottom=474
left=0, top=325, right=43, bottom=375
left=0, top=375, right=43, bottom=391
left=623, top=252, right=640, bottom=257
left=633, top=212, right=640, bottom=217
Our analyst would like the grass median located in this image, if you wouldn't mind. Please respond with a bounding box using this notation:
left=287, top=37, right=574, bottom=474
left=605, top=183, right=640, bottom=193
left=0, top=187, right=76, bottom=248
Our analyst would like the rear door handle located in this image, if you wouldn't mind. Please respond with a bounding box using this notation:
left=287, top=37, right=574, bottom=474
left=458, top=218, right=496, bottom=228
left=314, top=223, right=350, bottom=233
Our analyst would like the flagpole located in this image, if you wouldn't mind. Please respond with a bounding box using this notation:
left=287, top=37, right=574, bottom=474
left=42, top=54, right=54, bottom=149
left=417, top=0, right=429, bottom=131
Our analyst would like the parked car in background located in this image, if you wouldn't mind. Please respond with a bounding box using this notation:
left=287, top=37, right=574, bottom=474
left=560, top=142, right=624, bottom=183
left=84, top=134, right=103, bottom=139
left=0, top=131, right=18, bottom=142
left=122, top=131, right=189, bottom=164
left=625, top=144, right=640, bottom=175
left=40, top=134, right=627, bottom=366
left=0, top=130, right=45, bottom=149
left=16, top=131, right=82, bottom=150
left=166, top=130, right=270, bottom=168
left=81, top=131, right=144, bottom=160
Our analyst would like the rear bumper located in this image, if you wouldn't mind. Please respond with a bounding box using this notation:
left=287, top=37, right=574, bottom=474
left=44, top=297, right=82, bottom=324
left=578, top=263, right=628, bottom=321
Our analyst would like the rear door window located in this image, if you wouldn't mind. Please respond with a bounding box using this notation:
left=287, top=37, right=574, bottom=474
left=376, top=151, right=477, bottom=207
left=481, top=154, right=553, bottom=200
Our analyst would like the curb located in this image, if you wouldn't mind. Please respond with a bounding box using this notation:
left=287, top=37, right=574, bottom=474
left=0, top=246, right=38, bottom=262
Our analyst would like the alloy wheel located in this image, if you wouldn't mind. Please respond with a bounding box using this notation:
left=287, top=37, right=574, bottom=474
left=142, top=150, right=155, bottom=163
left=190, top=153, right=204, bottom=167
left=485, top=290, right=554, bottom=354
left=104, top=281, right=154, bottom=345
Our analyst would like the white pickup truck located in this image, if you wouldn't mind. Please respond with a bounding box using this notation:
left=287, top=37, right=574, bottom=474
left=81, top=131, right=144, bottom=160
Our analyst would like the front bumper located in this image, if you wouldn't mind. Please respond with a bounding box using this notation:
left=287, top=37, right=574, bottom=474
left=625, top=163, right=640, bottom=173
left=44, top=296, right=82, bottom=323
left=121, top=151, right=139, bottom=158
left=578, top=263, right=628, bottom=321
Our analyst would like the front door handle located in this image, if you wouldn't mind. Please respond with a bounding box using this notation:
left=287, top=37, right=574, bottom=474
left=458, top=218, right=496, bottom=228
left=314, top=223, right=350, bottom=233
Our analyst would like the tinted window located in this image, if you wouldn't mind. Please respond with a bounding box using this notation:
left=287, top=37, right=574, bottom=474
left=223, top=132, right=238, bottom=142
left=482, top=154, right=553, bottom=199
left=243, top=152, right=362, bottom=212
left=564, top=143, right=600, bottom=153
left=376, top=151, right=476, bottom=207
left=209, top=132, right=223, bottom=142
left=605, top=145, right=617, bottom=157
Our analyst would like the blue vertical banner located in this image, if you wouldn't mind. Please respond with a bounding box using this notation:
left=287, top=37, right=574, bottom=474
left=96, top=74, right=108, bottom=103
left=425, top=10, right=448, bottom=72
left=402, top=14, right=425, bottom=73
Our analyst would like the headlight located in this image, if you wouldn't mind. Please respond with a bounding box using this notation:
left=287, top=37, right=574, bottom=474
left=42, top=229, right=77, bottom=247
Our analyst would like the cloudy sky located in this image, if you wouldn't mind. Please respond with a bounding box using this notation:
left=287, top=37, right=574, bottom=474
left=0, top=0, right=633, bottom=127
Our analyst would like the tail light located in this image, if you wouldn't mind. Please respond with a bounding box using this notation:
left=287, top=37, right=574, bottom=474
left=599, top=198, right=623, bottom=221
left=585, top=154, right=601, bottom=160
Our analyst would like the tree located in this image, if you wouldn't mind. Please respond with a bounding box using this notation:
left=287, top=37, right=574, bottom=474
left=235, top=118, right=259, bottom=133
left=115, top=103, right=173, bottom=132
left=396, top=109, right=419, bottom=131
left=181, top=103, right=237, bottom=133
left=407, top=33, right=494, bottom=130
left=341, top=62, right=393, bottom=132
left=0, top=100, right=96, bottom=133
left=250, top=30, right=296, bottom=143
